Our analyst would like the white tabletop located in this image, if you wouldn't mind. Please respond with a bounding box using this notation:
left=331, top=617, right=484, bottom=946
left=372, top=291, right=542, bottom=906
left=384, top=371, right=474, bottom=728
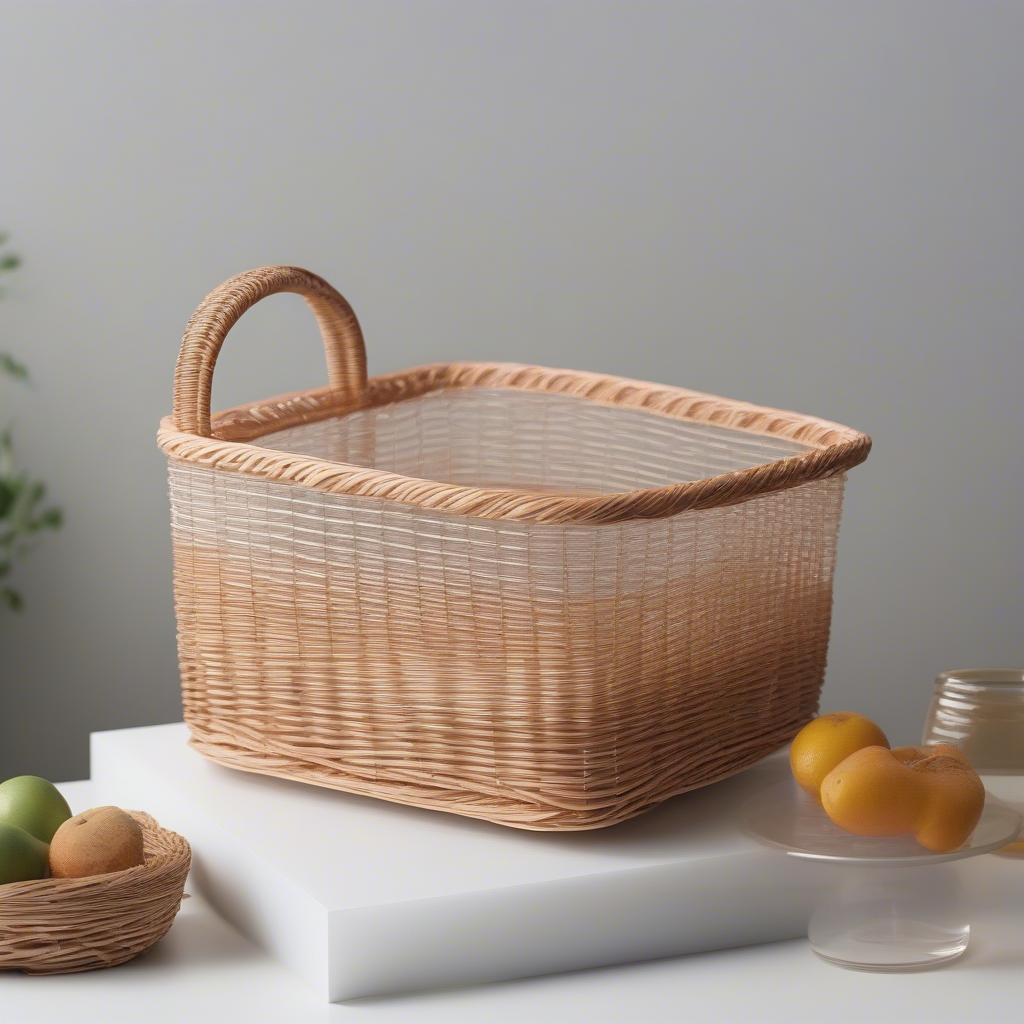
left=2, top=781, right=1022, bottom=1023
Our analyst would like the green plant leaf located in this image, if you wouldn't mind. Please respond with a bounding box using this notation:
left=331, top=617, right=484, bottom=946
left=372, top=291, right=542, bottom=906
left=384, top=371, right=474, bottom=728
left=0, top=353, right=29, bottom=381
left=36, top=507, right=62, bottom=529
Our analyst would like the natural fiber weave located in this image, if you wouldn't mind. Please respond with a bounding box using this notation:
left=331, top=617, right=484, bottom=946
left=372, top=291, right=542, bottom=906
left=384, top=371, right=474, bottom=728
left=160, top=265, right=871, bottom=830
left=0, top=813, right=190, bottom=974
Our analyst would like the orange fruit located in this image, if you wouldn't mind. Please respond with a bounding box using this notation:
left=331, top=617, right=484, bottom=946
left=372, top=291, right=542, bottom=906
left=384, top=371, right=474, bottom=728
left=890, top=742, right=968, bottom=766
left=820, top=744, right=984, bottom=853
left=789, top=711, right=889, bottom=798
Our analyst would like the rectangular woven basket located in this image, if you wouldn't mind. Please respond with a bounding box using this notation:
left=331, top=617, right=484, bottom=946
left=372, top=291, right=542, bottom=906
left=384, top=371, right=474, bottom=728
left=158, top=266, right=871, bottom=831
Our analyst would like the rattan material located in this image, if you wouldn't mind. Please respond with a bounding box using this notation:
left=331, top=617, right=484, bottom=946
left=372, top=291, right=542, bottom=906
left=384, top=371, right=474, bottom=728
left=0, top=813, right=190, bottom=974
left=160, top=265, right=871, bottom=830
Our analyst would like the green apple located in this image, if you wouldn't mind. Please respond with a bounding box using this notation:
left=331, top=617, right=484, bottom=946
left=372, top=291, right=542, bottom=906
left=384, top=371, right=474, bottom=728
left=0, top=822, right=49, bottom=884
left=0, top=775, right=71, bottom=843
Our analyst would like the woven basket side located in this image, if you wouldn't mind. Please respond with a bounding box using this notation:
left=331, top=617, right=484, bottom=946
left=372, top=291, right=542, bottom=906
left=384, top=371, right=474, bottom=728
left=170, top=462, right=844, bottom=829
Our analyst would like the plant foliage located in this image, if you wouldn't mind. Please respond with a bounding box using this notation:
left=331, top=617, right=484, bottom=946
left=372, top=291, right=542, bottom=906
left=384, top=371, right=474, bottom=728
left=0, top=235, right=62, bottom=610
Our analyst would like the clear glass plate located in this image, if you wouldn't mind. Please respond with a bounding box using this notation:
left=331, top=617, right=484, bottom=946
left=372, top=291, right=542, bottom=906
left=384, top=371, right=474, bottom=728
left=743, top=780, right=1021, bottom=865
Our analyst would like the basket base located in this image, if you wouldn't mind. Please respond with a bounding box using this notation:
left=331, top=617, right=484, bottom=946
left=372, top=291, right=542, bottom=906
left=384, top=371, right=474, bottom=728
left=184, top=719, right=796, bottom=831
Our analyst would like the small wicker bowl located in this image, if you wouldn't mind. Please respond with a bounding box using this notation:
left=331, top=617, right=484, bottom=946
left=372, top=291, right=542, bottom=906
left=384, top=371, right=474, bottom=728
left=0, top=811, right=190, bottom=974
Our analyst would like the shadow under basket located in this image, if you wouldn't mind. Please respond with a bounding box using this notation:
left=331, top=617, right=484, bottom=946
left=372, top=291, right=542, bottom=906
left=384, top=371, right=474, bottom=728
left=0, top=813, right=191, bottom=974
left=159, top=265, right=872, bottom=831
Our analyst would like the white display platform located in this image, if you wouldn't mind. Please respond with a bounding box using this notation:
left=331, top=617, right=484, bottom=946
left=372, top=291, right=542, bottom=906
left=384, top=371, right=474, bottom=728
left=18, top=780, right=1019, bottom=1024
left=91, top=724, right=832, bottom=1002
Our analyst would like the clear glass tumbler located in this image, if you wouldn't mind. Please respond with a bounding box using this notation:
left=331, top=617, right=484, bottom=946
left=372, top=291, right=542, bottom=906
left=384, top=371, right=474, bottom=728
left=922, top=668, right=1024, bottom=856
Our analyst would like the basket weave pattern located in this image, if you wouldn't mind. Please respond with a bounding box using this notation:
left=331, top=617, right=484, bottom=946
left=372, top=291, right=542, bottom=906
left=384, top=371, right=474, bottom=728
left=0, top=813, right=190, bottom=974
left=160, top=266, right=870, bottom=830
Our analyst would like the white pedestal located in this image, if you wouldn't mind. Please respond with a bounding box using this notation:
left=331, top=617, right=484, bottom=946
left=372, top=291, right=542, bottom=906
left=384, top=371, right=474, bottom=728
left=91, top=724, right=829, bottom=1002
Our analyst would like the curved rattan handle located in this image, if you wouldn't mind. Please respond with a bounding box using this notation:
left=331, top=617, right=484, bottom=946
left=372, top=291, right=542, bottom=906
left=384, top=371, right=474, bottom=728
left=172, top=265, right=367, bottom=436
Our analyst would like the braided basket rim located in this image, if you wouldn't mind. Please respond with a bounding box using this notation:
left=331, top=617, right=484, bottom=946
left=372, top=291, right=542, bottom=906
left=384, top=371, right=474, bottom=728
left=158, top=360, right=871, bottom=525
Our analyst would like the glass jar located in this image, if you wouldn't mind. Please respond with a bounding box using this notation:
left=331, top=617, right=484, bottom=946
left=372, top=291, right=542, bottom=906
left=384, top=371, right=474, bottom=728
left=922, top=668, right=1024, bottom=856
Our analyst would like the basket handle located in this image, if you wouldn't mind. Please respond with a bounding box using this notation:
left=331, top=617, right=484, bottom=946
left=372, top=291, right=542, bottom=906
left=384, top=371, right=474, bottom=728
left=172, top=265, right=367, bottom=436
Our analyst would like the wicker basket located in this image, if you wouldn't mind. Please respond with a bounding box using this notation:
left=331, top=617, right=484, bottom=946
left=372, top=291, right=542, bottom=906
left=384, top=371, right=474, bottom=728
left=158, top=265, right=871, bottom=831
left=0, top=813, right=190, bottom=974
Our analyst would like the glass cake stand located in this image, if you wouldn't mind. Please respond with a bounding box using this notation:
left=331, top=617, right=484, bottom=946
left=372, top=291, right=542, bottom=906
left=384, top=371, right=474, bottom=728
left=744, top=781, right=1021, bottom=971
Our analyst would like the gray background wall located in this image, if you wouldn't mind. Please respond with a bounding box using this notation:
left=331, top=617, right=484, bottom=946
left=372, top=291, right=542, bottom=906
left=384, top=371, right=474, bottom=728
left=1, top=0, right=1020, bottom=782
